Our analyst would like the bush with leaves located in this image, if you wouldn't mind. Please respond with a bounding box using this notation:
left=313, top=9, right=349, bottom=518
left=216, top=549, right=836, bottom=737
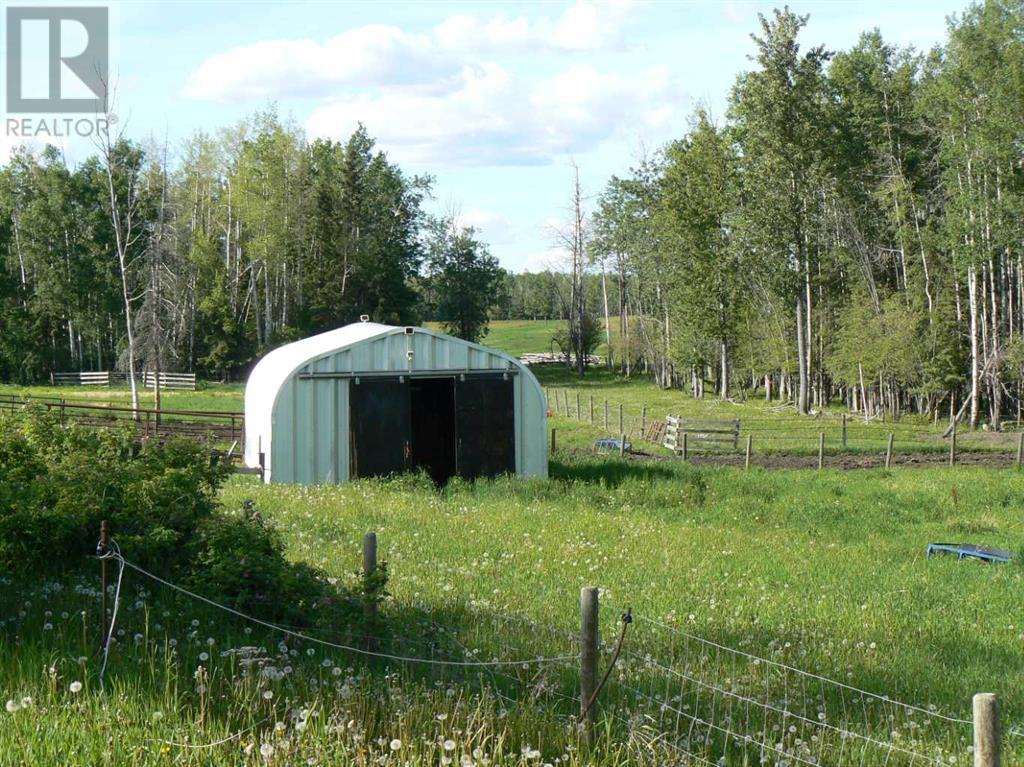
left=0, top=409, right=379, bottom=627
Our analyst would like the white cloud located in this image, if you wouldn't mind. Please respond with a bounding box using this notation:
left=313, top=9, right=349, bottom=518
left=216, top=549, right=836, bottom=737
left=457, top=207, right=514, bottom=242
left=520, top=246, right=570, bottom=273
left=305, top=62, right=684, bottom=167
left=182, top=25, right=456, bottom=102
left=183, top=1, right=641, bottom=103
left=434, top=0, right=637, bottom=53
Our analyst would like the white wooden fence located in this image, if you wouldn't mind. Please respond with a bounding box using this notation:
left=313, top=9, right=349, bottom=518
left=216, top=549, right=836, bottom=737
left=50, top=371, right=197, bottom=390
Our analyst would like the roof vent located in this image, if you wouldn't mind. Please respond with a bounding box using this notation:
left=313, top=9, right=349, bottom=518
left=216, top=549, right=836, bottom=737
left=359, top=314, right=370, bottom=323
left=404, top=326, right=415, bottom=335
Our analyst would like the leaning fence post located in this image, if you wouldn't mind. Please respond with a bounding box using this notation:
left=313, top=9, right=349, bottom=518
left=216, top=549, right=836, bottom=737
left=363, top=532, right=378, bottom=650
left=818, top=432, right=825, bottom=470
left=973, top=693, right=1000, bottom=767
left=745, top=434, right=752, bottom=470
left=885, top=433, right=894, bottom=470
left=580, top=587, right=599, bottom=747
left=99, top=520, right=109, bottom=651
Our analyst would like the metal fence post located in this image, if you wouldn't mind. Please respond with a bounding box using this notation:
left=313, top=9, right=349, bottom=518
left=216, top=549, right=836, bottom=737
left=745, top=434, right=752, bottom=470
left=580, top=587, right=599, bottom=747
left=950, top=422, right=957, bottom=467
left=551, top=428, right=557, bottom=454
left=973, top=693, right=1000, bottom=767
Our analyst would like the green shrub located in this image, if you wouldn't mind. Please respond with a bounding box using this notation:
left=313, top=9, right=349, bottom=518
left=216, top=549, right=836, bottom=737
left=183, top=507, right=359, bottom=627
left=0, top=410, right=380, bottom=628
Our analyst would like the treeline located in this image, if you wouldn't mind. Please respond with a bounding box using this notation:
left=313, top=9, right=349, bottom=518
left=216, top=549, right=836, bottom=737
left=0, top=111, right=501, bottom=385
left=588, top=1, right=1024, bottom=428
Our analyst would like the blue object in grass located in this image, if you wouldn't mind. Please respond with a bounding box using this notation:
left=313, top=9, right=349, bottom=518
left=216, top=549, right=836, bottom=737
left=595, top=438, right=631, bottom=453
left=926, top=543, right=1011, bottom=564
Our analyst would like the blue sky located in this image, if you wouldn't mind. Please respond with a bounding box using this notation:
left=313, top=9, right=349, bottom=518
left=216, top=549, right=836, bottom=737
left=8, top=0, right=968, bottom=271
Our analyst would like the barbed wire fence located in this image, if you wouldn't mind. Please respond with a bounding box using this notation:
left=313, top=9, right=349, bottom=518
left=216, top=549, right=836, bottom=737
left=544, top=386, right=1024, bottom=470
left=88, top=525, right=1013, bottom=765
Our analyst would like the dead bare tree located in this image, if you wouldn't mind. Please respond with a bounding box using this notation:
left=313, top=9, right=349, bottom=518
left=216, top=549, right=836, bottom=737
left=549, top=163, right=590, bottom=376
left=94, top=89, right=146, bottom=417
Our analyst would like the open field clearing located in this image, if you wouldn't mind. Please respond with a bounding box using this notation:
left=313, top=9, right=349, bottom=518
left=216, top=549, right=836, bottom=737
left=2, top=450, right=1021, bottom=764
left=431, top=319, right=621, bottom=361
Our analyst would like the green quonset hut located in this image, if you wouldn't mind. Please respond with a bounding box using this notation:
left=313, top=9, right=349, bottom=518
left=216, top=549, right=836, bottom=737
left=243, top=321, right=548, bottom=484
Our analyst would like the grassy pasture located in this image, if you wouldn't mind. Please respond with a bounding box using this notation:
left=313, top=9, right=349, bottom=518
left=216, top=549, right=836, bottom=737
left=2, top=450, right=1022, bottom=764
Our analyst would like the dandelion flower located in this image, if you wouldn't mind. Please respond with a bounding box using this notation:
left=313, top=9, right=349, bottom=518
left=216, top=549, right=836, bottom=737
left=5, top=700, right=19, bottom=713
left=260, top=742, right=274, bottom=757
left=444, top=740, right=456, bottom=751
left=69, top=681, right=83, bottom=694
left=263, top=690, right=274, bottom=700
left=390, top=738, right=402, bottom=750
left=19, top=696, right=31, bottom=708
left=199, top=652, right=209, bottom=662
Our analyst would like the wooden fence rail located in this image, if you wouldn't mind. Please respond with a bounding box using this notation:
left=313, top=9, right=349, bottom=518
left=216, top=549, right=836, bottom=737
left=0, top=394, right=242, bottom=447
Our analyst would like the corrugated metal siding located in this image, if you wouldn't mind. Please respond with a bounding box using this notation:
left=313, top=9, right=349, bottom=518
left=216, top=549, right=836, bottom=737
left=267, top=326, right=546, bottom=484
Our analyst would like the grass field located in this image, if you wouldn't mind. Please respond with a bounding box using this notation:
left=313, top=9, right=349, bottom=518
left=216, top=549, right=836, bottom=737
left=1, top=320, right=1022, bottom=764
left=2, top=448, right=1022, bottom=764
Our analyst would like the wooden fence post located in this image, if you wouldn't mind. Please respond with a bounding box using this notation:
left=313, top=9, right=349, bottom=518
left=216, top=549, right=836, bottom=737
left=818, top=432, right=825, bottom=470
left=619, top=433, right=626, bottom=457
left=575, top=392, right=580, bottom=421
left=973, top=693, right=1000, bottom=767
left=641, top=405, right=647, bottom=436
left=885, top=433, right=894, bottom=469
left=950, top=423, right=957, bottom=467
left=99, top=520, right=109, bottom=651
left=842, top=413, right=848, bottom=450
left=618, top=403, right=624, bottom=434
left=580, top=587, right=599, bottom=747
left=745, top=434, right=752, bottom=470
left=363, top=532, right=378, bottom=650
left=682, top=432, right=688, bottom=462
left=1016, top=432, right=1023, bottom=469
